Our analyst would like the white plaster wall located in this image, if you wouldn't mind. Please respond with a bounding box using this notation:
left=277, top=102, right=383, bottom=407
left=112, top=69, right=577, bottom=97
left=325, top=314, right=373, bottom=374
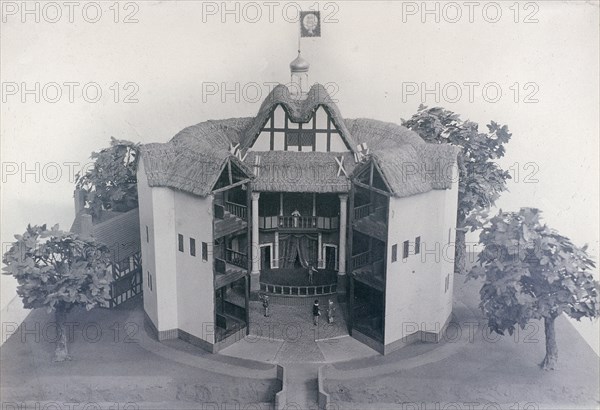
left=329, top=133, right=346, bottom=152
left=252, top=132, right=271, bottom=151
left=174, top=190, right=215, bottom=345
left=151, top=186, right=179, bottom=332
left=385, top=188, right=453, bottom=345
left=440, top=167, right=460, bottom=322
left=137, top=160, right=158, bottom=327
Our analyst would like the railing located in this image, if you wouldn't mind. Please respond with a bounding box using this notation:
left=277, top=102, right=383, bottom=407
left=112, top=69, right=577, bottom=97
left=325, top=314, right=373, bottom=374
left=225, top=201, right=247, bottom=220
left=214, top=204, right=225, bottom=219
left=279, top=216, right=318, bottom=229
left=352, top=251, right=371, bottom=269
left=258, top=216, right=339, bottom=230
left=373, top=206, right=388, bottom=221
left=215, top=258, right=227, bottom=274
left=260, top=283, right=337, bottom=297
left=353, top=204, right=388, bottom=222
left=225, top=249, right=248, bottom=269
left=354, top=204, right=371, bottom=220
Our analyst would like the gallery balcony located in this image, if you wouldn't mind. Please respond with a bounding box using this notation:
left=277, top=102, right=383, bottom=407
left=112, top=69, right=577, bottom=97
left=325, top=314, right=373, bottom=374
left=214, top=249, right=248, bottom=289
left=214, top=201, right=248, bottom=239
left=352, top=204, right=388, bottom=242
left=258, top=215, right=340, bottom=232
left=350, top=251, right=385, bottom=291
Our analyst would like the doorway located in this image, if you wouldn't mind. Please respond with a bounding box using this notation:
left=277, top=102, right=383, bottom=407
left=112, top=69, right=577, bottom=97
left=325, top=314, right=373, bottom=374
left=260, top=244, right=272, bottom=270
left=324, top=244, right=337, bottom=271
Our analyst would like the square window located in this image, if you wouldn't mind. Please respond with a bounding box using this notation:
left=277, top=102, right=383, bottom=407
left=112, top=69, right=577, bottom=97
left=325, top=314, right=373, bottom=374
left=415, top=236, right=421, bottom=255
left=202, top=242, right=208, bottom=261
left=299, top=131, right=315, bottom=146
left=391, top=244, right=398, bottom=262
left=178, top=234, right=184, bottom=252
left=190, top=238, right=196, bottom=257
left=286, top=132, right=299, bottom=147
left=403, top=240, right=409, bottom=259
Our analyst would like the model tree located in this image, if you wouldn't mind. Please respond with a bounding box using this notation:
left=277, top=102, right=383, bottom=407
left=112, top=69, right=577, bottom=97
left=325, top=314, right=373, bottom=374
left=469, top=208, right=599, bottom=370
left=2, top=224, right=112, bottom=361
left=76, top=137, right=140, bottom=218
left=403, top=106, right=512, bottom=274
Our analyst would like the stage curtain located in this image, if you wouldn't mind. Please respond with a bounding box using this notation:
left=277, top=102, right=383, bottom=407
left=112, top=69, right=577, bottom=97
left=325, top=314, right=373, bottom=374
left=279, top=234, right=318, bottom=269
left=296, top=236, right=310, bottom=268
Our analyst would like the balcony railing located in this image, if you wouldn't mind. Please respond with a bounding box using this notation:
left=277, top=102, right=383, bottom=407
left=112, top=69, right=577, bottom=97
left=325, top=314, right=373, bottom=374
left=225, top=249, right=248, bottom=269
left=260, top=283, right=337, bottom=297
left=259, top=215, right=339, bottom=230
left=354, top=204, right=387, bottom=222
left=279, top=216, right=317, bottom=229
left=352, top=251, right=371, bottom=269
left=225, top=201, right=247, bottom=220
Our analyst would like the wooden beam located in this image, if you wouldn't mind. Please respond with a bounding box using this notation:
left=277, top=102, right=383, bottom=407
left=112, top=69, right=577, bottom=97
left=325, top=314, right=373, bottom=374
left=227, top=160, right=233, bottom=185
left=353, top=180, right=391, bottom=197
left=211, top=179, right=251, bottom=194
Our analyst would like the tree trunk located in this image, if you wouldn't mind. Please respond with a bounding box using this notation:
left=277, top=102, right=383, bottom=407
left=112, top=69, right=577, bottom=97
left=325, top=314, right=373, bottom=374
left=454, top=228, right=467, bottom=274
left=53, top=307, right=71, bottom=362
left=540, top=316, right=558, bottom=370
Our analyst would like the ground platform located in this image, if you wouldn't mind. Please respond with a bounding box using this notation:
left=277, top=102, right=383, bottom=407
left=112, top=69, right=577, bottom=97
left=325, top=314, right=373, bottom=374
left=1, top=274, right=598, bottom=409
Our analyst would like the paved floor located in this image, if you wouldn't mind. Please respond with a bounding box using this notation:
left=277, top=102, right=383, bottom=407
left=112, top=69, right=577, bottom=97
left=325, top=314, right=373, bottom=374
left=220, top=299, right=378, bottom=364
left=3, top=274, right=598, bottom=409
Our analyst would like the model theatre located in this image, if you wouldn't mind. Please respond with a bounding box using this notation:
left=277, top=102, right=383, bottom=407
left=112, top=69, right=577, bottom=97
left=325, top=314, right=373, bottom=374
left=137, top=52, right=460, bottom=354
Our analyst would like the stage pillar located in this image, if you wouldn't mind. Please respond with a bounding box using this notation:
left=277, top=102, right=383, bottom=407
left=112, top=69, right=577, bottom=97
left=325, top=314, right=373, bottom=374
left=279, top=193, right=283, bottom=216
left=317, top=232, right=323, bottom=269
left=250, top=192, right=261, bottom=291
left=273, top=231, right=279, bottom=269
left=337, top=193, right=348, bottom=295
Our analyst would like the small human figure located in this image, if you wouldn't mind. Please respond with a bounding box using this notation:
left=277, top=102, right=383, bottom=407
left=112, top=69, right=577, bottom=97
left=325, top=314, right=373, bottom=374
left=261, top=294, right=270, bottom=317
left=291, top=209, right=301, bottom=227
left=312, top=299, right=321, bottom=326
left=308, top=265, right=318, bottom=284
left=327, top=299, right=336, bottom=324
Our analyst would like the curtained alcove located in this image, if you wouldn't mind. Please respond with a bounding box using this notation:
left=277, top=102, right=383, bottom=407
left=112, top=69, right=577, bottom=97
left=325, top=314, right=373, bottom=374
left=279, top=234, right=318, bottom=268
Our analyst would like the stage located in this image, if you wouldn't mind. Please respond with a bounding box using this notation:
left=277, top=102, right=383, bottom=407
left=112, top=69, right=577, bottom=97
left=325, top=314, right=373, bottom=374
left=259, top=268, right=338, bottom=299
left=260, top=268, right=337, bottom=286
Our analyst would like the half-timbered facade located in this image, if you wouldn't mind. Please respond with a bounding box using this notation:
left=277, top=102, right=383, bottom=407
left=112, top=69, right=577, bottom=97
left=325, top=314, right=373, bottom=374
left=70, top=204, right=143, bottom=308
left=137, top=54, right=460, bottom=354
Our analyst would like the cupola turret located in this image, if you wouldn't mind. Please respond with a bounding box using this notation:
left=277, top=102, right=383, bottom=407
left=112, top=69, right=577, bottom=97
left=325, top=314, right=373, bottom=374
left=289, top=51, right=310, bottom=97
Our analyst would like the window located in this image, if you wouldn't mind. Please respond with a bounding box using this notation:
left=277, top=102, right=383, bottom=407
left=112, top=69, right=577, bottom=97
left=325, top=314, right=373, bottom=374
left=147, top=271, right=152, bottom=291
left=286, top=131, right=315, bottom=151
left=415, top=236, right=421, bottom=255
left=403, top=240, right=409, bottom=259
left=178, top=234, right=184, bottom=252
left=190, top=238, right=196, bottom=257
left=391, top=244, right=398, bottom=262
left=146, top=226, right=149, bottom=243
left=202, top=242, right=208, bottom=261
left=445, top=274, right=450, bottom=293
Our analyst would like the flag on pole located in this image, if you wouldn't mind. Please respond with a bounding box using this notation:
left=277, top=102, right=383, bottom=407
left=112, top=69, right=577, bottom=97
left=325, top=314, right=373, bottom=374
left=300, top=11, right=321, bottom=37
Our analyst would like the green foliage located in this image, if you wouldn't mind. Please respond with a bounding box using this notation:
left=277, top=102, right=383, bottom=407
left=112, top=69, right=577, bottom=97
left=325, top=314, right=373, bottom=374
left=2, top=224, right=112, bottom=313
left=402, top=105, right=512, bottom=228
left=469, top=208, right=600, bottom=335
left=76, top=137, right=140, bottom=218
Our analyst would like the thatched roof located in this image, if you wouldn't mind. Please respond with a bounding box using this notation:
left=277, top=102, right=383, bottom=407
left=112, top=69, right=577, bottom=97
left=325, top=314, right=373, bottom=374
left=345, top=118, right=460, bottom=197
left=139, top=84, right=459, bottom=198
left=246, top=151, right=354, bottom=193
left=140, top=118, right=254, bottom=197
left=241, top=84, right=356, bottom=152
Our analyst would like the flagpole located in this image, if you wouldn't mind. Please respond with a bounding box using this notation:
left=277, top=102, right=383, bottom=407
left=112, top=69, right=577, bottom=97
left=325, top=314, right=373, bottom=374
left=298, top=13, right=301, bottom=54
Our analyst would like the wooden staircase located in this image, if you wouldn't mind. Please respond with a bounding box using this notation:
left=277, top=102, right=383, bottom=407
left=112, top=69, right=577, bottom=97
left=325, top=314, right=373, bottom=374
left=352, top=214, right=387, bottom=242
left=214, top=209, right=247, bottom=239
